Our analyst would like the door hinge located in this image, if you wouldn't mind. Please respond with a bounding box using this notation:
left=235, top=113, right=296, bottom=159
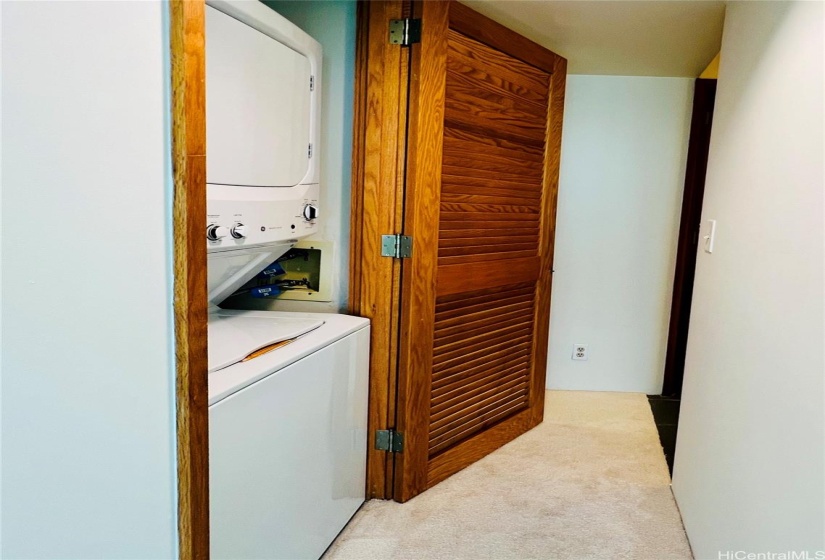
left=310, top=75, right=315, bottom=91
left=375, top=429, right=404, bottom=453
left=381, top=234, right=412, bottom=258
left=389, top=18, right=421, bottom=46
left=308, top=143, right=313, bottom=159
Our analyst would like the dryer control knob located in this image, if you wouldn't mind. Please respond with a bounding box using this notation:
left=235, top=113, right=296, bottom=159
left=303, top=204, right=319, bottom=221
left=206, top=224, right=230, bottom=241
left=230, top=223, right=246, bottom=239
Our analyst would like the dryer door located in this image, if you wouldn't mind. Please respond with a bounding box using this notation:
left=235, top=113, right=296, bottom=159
left=205, top=4, right=311, bottom=187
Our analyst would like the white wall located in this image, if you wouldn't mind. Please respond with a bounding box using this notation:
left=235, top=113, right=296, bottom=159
left=672, top=2, right=824, bottom=557
left=1, top=2, right=178, bottom=557
left=234, top=0, right=356, bottom=313
left=547, top=76, right=693, bottom=394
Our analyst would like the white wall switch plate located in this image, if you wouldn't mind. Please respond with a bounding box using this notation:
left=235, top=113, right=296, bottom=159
left=703, top=219, right=717, bottom=253
left=572, top=344, right=588, bottom=361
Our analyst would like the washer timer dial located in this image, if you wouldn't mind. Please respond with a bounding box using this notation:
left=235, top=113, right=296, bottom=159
left=303, top=204, right=319, bottom=221
left=230, top=223, right=246, bottom=239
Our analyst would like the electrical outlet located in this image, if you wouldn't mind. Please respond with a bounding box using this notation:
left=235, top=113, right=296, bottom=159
left=572, top=344, right=588, bottom=361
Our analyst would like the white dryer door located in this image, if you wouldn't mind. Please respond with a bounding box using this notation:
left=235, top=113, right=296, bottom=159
left=206, top=4, right=311, bottom=187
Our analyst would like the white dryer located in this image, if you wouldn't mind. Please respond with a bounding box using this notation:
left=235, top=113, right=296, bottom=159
left=203, top=2, right=369, bottom=558
left=204, top=0, right=322, bottom=306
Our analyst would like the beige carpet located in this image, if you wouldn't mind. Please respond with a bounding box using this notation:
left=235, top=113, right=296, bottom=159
left=323, top=390, right=693, bottom=560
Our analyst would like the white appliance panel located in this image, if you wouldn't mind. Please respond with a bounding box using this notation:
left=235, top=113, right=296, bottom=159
left=206, top=4, right=311, bottom=188
left=209, top=323, right=370, bottom=560
left=206, top=183, right=319, bottom=252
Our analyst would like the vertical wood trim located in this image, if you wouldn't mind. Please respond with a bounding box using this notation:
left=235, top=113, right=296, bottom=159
left=170, top=1, right=209, bottom=557
left=348, top=0, right=409, bottom=499
left=348, top=1, right=368, bottom=315
left=394, top=0, right=450, bottom=503
left=529, top=57, right=567, bottom=424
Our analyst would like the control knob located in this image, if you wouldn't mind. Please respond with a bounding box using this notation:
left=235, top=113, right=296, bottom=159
left=303, top=204, right=319, bottom=221
left=206, top=224, right=230, bottom=241
left=230, top=223, right=246, bottom=239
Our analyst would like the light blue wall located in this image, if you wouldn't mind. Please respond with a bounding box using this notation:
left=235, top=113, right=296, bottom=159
left=1, top=1, right=178, bottom=557
left=262, top=0, right=357, bottom=312
left=548, top=76, right=693, bottom=393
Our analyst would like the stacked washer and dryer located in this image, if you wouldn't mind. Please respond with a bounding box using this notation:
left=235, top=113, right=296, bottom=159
left=203, top=2, right=369, bottom=559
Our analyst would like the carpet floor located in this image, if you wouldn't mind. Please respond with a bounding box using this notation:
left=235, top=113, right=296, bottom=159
left=323, top=390, right=693, bottom=560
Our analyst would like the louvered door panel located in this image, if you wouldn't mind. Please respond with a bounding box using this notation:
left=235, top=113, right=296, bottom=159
left=428, top=284, right=535, bottom=455
left=437, top=31, right=547, bottom=272
left=393, top=0, right=565, bottom=501
left=427, top=28, right=549, bottom=457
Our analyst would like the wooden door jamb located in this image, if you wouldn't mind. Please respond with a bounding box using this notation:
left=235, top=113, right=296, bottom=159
left=348, top=0, right=411, bottom=500
left=170, top=1, right=210, bottom=557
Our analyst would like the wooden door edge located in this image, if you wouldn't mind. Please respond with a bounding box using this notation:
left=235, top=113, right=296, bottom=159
left=347, top=0, right=410, bottom=500
left=529, top=57, right=567, bottom=424
left=170, top=1, right=209, bottom=558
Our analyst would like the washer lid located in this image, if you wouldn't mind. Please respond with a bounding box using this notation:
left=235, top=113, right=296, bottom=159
left=208, top=313, right=324, bottom=373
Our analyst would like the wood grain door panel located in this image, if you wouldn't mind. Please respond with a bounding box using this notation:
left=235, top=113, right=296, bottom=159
left=392, top=0, right=566, bottom=501
left=433, top=26, right=546, bottom=462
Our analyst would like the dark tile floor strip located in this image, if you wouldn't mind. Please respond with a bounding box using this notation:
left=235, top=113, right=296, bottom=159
left=647, top=395, right=681, bottom=475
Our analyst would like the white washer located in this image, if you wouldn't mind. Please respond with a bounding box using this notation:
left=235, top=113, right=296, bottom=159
left=209, top=310, right=370, bottom=560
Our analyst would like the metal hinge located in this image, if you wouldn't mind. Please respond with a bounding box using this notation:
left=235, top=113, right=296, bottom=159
left=310, top=75, right=315, bottom=91
left=375, top=429, right=404, bottom=453
left=381, top=234, right=412, bottom=258
left=308, top=143, right=313, bottom=158
left=389, top=18, right=421, bottom=46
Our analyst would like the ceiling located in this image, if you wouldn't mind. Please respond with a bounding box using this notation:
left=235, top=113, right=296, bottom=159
left=460, top=1, right=726, bottom=77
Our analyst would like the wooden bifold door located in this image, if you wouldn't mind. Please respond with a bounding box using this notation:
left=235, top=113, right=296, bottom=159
left=350, top=0, right=566, bottom=502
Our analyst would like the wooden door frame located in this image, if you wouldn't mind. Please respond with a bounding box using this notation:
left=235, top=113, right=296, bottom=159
left=348, top=0, right=566, bottom=501
left=662, top=78, right=717, bottom=398
left=170, top=1, right=210, bottom=557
